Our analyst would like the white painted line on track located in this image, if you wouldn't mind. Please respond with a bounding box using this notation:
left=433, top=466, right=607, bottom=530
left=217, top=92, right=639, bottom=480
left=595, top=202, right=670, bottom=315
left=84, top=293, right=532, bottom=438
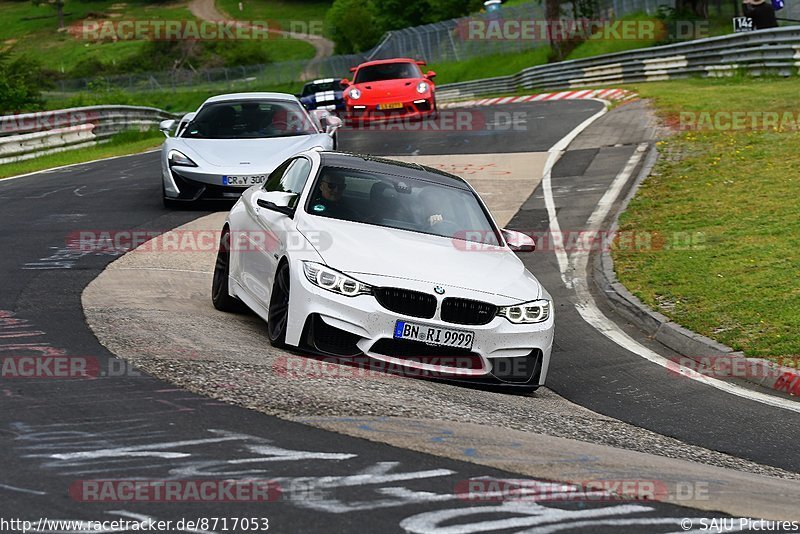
left=541, top=101, right=610, bottom=289
left=541, top=130, right=800, bottom=414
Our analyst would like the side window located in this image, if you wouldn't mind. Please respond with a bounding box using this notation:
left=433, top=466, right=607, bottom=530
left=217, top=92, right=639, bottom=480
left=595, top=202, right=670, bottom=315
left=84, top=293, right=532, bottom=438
left=263, top=157, right=313, bottom=208
left=263, top=159, right=293, bottom=192
left=281, top=158, right=312, bottom=195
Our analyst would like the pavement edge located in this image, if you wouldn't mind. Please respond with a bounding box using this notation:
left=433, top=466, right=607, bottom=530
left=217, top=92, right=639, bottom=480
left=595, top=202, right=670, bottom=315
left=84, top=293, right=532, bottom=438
left=589, top=141, right=800, bottom=399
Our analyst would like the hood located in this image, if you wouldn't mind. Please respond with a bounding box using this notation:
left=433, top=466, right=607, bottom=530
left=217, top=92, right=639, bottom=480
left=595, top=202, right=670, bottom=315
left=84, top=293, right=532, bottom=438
left=175, top=135, right=328, bottom=167
left=297, top=217, right=540, bottom=301
left=351, top=79, right=429, bottom=101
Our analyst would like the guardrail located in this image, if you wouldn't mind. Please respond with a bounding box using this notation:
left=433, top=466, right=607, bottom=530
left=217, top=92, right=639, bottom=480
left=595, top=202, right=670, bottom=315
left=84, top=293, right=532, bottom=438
left=8, top=26, right=800, bottom=165
left=436, top=26, right=800, bottom=101
left=0, top=105, right=179, bottom=165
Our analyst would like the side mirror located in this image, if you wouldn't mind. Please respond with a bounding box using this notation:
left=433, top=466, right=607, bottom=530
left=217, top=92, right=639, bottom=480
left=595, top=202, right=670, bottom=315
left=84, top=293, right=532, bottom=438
left=502, top=229, right=536, bottom=252
left=159, top=119, right=176, bottom=137
left=426, top=70, right=437, bottom=80
left=340, top=78, right=350, bottom=87
left=310, top=110, right=343, bottom=135
left=256, top=191, right=296, bottom=217
left=324, top=115, right=343, bottom=135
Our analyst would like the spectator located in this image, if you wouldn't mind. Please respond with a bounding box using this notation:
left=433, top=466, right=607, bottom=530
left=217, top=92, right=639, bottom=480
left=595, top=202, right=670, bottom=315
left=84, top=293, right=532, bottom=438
left=743, top=0, right=779, bottom=29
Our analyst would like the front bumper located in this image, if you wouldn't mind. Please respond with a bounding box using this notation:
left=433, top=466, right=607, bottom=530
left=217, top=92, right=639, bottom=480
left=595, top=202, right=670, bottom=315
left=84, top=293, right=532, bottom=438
left=344, top=98, right=435, bottom=124
left=164, top=166, right=265, bottom=202
left=286, top=265, right=553, bottom=386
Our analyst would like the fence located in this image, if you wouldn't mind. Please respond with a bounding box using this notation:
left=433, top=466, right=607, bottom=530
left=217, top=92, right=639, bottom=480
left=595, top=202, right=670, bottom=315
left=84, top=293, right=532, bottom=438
left=434, top=26, right=800, bottom=101
left=51, top=0, right=681, bottom=93
left=9, top=26, right=800, bottom=164
left=0, top=106, right=179, bottom=165
left=367, top=0, right=674, bottom=63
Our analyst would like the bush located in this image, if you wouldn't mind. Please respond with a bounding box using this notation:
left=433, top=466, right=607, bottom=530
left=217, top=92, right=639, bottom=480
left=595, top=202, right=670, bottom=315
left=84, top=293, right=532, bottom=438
left=0, top=53, right=49, bottom=113
left=325, top=0, right=383, bottom=53
left=326, top=0, right=483, bottom=54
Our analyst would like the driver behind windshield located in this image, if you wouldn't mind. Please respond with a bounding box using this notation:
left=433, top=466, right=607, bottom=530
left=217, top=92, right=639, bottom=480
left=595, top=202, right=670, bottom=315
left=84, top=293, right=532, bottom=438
left=310, top=173, right=357, bottom=219
left=241, top=102, right=268, bottom=135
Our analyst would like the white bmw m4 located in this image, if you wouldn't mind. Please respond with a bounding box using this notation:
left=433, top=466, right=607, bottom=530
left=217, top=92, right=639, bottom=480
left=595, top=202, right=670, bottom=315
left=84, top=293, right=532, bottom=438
left=212, top=150, right=554, bottom=390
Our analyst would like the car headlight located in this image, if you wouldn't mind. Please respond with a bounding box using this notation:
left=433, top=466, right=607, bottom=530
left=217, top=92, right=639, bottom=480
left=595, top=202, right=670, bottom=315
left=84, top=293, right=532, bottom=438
left=168, top=149, right=197, bottom=167
left=416, top=82, right=429, bottom=94
left=302, top=261, right=372, bottom=297
left=349, top=88, right=362, bottom=100
left=497, top=299, right=550, bottom=324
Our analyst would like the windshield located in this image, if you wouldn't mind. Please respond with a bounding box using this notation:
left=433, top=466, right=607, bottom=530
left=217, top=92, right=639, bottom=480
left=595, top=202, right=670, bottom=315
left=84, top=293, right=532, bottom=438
left=305, top=166, right=500, bottom=245
left=302, top=80, right=343, bottom=96
left=182, top=100, right=318, bottom=139
left=354, top=62, right=422, bottom=84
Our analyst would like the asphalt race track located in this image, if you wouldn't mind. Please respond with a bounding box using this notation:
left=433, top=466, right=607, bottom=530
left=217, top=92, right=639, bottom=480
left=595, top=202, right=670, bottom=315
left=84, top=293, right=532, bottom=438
left=0, top=99, right=794, bottom=532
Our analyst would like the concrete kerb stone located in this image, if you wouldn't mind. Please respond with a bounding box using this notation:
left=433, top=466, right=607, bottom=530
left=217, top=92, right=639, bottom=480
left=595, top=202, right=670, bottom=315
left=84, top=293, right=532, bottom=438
left=588, top=121, right=800, bottom=400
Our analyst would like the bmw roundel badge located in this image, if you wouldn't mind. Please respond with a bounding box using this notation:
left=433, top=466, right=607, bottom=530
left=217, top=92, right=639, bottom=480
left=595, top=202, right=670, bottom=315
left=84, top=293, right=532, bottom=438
left=434, top=286, right=445, bottom=295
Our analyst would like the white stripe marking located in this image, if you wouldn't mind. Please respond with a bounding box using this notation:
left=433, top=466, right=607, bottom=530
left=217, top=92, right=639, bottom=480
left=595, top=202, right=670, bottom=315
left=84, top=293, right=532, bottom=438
left=543, top=136, right=800, bottom=413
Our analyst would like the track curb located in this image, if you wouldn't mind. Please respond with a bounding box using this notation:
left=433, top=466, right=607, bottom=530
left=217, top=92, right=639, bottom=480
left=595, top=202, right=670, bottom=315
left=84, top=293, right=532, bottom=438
left=439, top=88, right=636, bottom=108
left=590, top=143, right=800, bottom=399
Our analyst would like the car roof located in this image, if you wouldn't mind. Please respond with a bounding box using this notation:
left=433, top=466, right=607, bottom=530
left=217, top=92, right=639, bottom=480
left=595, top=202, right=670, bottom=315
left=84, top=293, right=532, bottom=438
left=202, top=92, right=299, bottom=105
left=354, top=58, right=421, bottom=69
left=305, top=78, right=337, bottom=86
left=317, top=152, right=469, bottom=190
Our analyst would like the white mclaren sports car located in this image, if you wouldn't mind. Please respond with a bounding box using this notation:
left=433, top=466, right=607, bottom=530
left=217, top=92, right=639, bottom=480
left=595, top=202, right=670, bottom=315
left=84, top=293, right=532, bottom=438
left=211, top=151, right=554, bottom=390
left=159, top=92, right=342, bottom=206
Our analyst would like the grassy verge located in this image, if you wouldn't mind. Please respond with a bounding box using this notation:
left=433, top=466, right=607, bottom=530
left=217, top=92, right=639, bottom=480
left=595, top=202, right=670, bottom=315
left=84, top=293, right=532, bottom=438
left=217, top=0, right=331, bottom=29
left=0, top=129, right=163, bottom=179
left=44, top=79, right=304, bottom=112
left=429, top=48, right=550, bottom=85
left=1, top=0, right=315, bottom=76
left=612, top=77, right=800, bottom=362
left=427, top=11, right=739, bottom=86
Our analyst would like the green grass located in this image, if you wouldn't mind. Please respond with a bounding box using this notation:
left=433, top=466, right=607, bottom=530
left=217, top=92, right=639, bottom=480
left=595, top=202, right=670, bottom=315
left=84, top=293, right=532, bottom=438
left=0, top=128, right=164, bottom=179
left=613, top=77, right=800, bottom=362
left=566, top=13, right=664, bottom=60
left=428, top=47, right=551, bottom=85
left=1, top=0, right=315, bottom=75
left=45, top=79, right=304, bottom=112
left=217, top=0, right=331, bottom=29
left=2, top=0, right=192, bottom=72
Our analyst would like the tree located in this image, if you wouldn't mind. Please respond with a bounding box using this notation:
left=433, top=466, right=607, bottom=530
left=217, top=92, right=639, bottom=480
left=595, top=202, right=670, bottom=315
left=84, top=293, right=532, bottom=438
left=326, top=0, right=384, bottom=54
left=0, top=53, right=47, bottom=113
left=31, top=0, right=66, bottom=30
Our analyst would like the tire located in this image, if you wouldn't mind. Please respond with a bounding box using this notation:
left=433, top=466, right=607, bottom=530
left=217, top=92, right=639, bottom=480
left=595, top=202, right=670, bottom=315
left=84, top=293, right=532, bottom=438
left=267, top=262, right=290, bottom=347
left=211, top=228, right=247, bottom=313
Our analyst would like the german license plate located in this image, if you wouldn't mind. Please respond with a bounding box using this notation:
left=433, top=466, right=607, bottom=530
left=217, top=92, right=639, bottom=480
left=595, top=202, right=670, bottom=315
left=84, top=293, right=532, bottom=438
left=393, top=320, right=474, bottom=349
left=222, top=175, right=267, bottom=186
left=379, top=102, right=403, bottom=110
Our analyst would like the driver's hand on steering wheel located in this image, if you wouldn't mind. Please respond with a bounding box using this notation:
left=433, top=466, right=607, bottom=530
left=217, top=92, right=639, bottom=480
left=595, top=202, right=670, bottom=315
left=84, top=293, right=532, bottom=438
left=429, top=214, right=443, bottom=227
